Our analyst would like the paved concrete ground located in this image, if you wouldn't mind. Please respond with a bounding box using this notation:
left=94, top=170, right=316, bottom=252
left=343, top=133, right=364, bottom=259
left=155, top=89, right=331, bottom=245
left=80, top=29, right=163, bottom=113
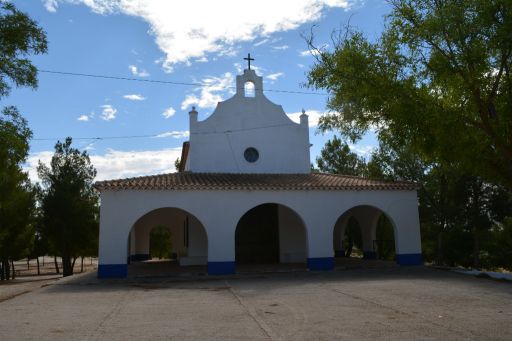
left=0, top=267, right=511, bottom=340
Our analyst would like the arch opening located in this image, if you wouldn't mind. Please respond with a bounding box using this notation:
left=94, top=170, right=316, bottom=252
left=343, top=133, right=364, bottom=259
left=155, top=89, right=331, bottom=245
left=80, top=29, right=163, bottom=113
left=235, top=203, right=307, bottom=269
left=128, top=207, right=208, bottom=275
left=244, top=81, right=255, bottom=97
left=333, top=205, right=397, bottom=263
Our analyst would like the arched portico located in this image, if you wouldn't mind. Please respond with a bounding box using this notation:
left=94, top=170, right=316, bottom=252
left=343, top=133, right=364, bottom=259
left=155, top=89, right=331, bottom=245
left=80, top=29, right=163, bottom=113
left=97, top=176, right=422, bottom=278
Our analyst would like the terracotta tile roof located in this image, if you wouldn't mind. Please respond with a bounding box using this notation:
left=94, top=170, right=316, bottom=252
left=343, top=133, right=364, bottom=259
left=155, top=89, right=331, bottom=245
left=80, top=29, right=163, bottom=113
left=94, top=172, right=419, bottom=191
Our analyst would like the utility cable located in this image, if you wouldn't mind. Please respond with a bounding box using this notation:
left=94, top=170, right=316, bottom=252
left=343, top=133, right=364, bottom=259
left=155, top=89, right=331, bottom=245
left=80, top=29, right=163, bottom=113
left=39, top=70, right=328, bottom=96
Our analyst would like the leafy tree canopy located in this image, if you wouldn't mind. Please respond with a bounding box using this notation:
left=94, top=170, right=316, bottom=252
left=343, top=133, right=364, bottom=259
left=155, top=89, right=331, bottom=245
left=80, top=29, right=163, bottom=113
left=0, top=106, right=35, bottom=280
left=306, top=0, right=512, bottom=189
left=316, top=135, right=367, bottom=176
left=150, top=225, right=173, bottom=259
left=0, top=2, right=47, bottom=99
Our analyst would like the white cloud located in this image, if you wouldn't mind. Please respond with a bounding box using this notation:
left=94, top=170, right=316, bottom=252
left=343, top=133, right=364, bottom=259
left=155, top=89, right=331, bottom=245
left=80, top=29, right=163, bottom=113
left=128, top=65, right=150, bottom=77
left=77, top=114, right=89, bottom=121
left=266, top=72, right=284, bottom=81
left=26, top=147, right=183, bottom=182
left=254, top=39, right=269, bottom=47
left=100, top=104, right=117, bottom=121
left=123, top=94, right=146, bottom=101
left=272, top=45, right=289, bottom=50
left=181, top=72, right=235, bottom=110
left=162, top=107, right=176, bottom=119
left=195, top=56, right=209, bottom=63
left=300, top=44, right=328, bottom=57
left=43, top=0, right=58, bottom=12
left=287, top=109, right=324, bottom=127
left=154, top=131, right=190, bottom=139
left=46, top=1, right=352, bottom=71
left=24, top=151, right=53, bottom=182
left=348, top=144, right=375, bottom=157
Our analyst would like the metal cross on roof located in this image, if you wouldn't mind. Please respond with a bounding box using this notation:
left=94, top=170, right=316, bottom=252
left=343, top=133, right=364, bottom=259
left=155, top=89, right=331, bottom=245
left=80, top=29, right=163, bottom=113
left=244, top=53, right=254, bottom=70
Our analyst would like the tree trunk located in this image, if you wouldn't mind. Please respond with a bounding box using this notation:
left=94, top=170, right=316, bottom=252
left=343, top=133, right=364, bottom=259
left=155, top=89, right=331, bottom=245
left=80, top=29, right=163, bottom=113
left=0, top=260, right=6, bottom=280
left=4, top=260, right=10, bottom=280
left=36, top=257, right=40, bottom=275
left=473, top=227, right=481, bottom=269
left=437, top=229, right=444, bottom=265
left=54, top=256, right=60, bottom=274
left=62, top=255, right=73, bottom=277
left=81, top=257, right=84, bottom=273
left=27, top=258, right=30, bottom=270
left=10, top=260, right=15, bottom=279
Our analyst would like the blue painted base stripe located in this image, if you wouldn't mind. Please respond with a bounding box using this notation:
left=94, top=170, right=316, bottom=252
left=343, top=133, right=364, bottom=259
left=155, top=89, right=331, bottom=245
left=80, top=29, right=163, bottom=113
left=307, top=257, right=334, bottom=271
left=98, top=264, right=127, bottom=278
left=363, top=251, right=377, bottom=260
left=208, top=261, right=235, bottom=275
left=130, top=254, right=150, bottom=262
left=396, top=253, right=423, bottom=266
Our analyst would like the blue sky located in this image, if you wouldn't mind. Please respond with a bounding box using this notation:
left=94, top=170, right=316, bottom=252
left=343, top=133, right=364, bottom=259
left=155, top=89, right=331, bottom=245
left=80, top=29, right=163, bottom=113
left=6, top=0, right=391, bottom=181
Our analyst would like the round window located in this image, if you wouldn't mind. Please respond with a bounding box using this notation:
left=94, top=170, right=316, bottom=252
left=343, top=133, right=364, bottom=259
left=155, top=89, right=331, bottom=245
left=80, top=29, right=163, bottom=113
left=244, top=147, right=259, bottom=163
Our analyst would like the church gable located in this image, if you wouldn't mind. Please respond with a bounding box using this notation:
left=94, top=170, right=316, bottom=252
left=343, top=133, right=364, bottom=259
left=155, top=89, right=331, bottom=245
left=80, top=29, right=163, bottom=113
left=187, top=61, right=311, bottom=174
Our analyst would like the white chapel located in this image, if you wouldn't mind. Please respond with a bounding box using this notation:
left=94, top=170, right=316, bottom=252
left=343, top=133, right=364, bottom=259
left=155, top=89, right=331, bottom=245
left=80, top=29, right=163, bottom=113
left=95, top=62, right=423, bottom=278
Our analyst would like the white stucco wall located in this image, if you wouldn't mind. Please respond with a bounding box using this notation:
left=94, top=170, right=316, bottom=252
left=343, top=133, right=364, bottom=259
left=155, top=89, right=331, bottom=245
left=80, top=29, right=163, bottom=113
left=187, top=217, right=208, bottom=258
left=278, top=205, right=307, bottom=263
left=98, top=189, right=422, bottom=266
left=187, top=69, right=310, bottom=173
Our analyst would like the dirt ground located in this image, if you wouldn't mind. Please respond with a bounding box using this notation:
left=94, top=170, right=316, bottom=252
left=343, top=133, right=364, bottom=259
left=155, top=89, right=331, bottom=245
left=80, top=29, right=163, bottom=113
left=0, top=265, right=511, bottom=340
left=0, top=257, right=97, bottom=302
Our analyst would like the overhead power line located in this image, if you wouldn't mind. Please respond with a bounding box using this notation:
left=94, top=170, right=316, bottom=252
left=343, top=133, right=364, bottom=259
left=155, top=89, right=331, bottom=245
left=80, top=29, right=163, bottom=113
left=39, top=70, right=328, bottom=96
left=32, top=134, right=160, bottom=141
left=32, top=123, right=307, bottom=142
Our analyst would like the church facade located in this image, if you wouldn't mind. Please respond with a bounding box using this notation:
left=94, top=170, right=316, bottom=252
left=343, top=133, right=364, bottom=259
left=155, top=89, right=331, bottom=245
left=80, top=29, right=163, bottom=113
left=95, top=66, right=423, bottom=278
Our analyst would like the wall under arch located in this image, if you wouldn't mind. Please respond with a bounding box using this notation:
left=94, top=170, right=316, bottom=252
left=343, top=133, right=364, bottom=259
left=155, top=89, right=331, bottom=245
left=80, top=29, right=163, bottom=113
left=98, top=189, right=422, bottom=278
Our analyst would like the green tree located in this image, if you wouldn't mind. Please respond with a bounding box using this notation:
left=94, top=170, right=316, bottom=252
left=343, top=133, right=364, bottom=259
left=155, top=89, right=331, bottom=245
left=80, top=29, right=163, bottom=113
left=0, top=106, right=35, bottom=280
left=149, top=225, right=172, bottom=259
left=0, top=2, right=47, bottom=280
left=316, top=135, right=367, bottom=176
left=37, top=137, right=98, bottom=277
left=0, top=2, right=47, bottom=99
left=487, top=217, right=512, bottom=270
left=306, top=0, right=512, bottom=189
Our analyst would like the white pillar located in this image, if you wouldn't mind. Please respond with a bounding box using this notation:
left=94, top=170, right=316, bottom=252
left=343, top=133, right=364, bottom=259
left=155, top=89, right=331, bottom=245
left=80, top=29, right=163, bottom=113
left=98, top=195, right=130, bottom=278
left=200, top=211, right=238, bottom=275
left=302, top=210, right=336, bottom=271
left=388, top=197, right=423, bottom=265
